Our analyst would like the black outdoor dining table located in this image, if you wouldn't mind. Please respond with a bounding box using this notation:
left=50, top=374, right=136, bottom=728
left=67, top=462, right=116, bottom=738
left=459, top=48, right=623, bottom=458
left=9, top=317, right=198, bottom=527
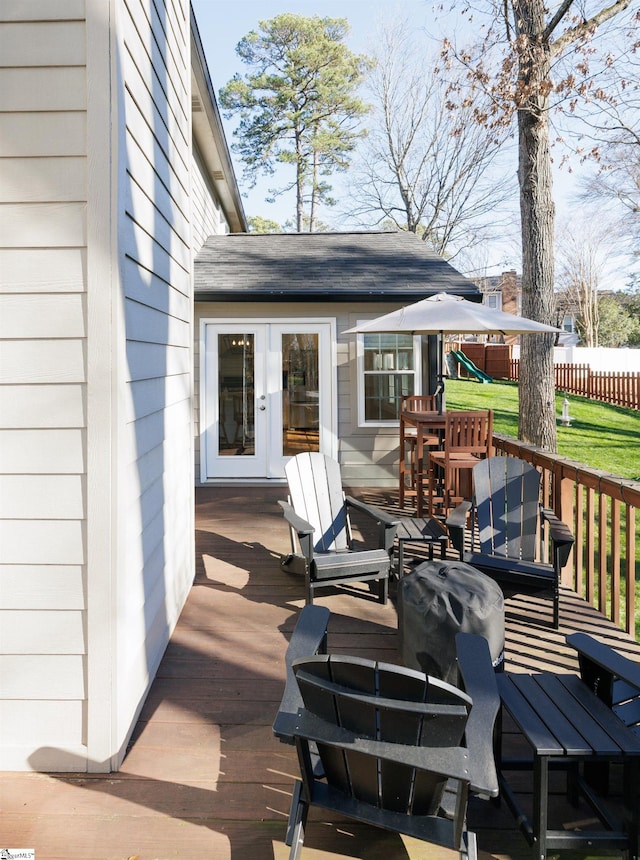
left=496, top=670, right=640, bottom=860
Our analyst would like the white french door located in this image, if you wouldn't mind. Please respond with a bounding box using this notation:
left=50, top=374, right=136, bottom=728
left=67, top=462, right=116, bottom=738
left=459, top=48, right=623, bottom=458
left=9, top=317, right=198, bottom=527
left=201, top=321, right=335, bottom=480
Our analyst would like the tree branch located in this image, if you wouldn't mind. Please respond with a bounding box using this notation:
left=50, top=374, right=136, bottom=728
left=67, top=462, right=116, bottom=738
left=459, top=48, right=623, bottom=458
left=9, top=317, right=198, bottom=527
left=551, top=0, right=633, bottom=57
left=543, top=0, right=575, bottom=43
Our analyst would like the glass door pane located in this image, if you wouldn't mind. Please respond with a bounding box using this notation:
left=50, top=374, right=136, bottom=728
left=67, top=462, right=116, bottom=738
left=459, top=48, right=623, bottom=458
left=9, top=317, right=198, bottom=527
left=218, top=332, right=255, bottom=456
left=282, top=332, right=320, bottom=456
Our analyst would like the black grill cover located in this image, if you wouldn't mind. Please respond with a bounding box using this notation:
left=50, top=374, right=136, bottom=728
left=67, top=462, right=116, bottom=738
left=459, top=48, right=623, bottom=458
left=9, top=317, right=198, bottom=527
left=398, top=560, right=505, bottom=684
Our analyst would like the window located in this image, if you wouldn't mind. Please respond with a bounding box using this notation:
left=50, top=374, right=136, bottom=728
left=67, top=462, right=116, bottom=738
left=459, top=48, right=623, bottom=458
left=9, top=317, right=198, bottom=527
left=485, top=293, right=502, bottom=310
left=358, top=332, right=419, bottom=424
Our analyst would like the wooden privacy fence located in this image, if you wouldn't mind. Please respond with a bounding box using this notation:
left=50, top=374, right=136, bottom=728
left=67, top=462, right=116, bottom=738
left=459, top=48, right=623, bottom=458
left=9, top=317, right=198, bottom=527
left=509, top=360, right=640, bottom=410
left=493, top=433, right=640, bottom=639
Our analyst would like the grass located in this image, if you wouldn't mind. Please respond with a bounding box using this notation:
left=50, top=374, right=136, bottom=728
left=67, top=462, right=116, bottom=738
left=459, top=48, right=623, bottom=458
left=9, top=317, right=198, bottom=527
left=444, top=378, right=640, bottom=482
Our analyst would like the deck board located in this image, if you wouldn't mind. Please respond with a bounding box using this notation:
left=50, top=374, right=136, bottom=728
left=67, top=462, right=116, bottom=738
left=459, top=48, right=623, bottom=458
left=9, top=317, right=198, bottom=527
left=2, top=485, right=639, bottom=860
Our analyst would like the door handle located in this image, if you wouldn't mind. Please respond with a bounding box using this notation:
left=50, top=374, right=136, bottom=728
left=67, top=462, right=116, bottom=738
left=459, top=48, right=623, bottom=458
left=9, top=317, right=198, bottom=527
left=258, top=404, right=266, bottom=411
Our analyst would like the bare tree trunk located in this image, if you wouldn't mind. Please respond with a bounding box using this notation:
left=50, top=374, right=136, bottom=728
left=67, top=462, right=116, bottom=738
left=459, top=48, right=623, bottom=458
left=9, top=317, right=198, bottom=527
left=310, top=150, right=319, bottom=232
left=296, top=130, right=305, bottom=232
left=514, top=0, right=558, bottom=452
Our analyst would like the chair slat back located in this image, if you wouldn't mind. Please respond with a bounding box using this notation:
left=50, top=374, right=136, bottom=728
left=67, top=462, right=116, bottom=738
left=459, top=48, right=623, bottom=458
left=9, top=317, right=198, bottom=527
left=474, top=457, right=540, bottom=560
left=293, top=655, right=470, bottom=815
left=444, top=410, right=493, bottom=457
left=401, top=395, right=438, bottom=414
left=284, top=452, right=350, bottom=552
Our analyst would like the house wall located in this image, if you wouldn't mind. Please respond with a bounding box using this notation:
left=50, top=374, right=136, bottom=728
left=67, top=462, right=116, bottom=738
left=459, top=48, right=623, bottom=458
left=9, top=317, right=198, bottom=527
left=0, top=0, right=216, bottom=772
left=0, top=0, right=91, bottom=770
left=191, top=142, right=228, bottom=249
left=112, top=0, right=195, bottom=768
left=194, top=301, right=408, bottom=488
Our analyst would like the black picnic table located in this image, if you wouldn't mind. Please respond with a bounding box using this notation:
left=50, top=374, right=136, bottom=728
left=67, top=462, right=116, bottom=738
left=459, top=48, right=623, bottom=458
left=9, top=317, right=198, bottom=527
left=497, top=668, right=640, bottom=860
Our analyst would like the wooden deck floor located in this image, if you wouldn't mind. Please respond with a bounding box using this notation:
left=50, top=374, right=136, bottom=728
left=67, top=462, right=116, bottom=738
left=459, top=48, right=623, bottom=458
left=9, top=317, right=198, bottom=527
left=3, top=485, right=640, bottom=860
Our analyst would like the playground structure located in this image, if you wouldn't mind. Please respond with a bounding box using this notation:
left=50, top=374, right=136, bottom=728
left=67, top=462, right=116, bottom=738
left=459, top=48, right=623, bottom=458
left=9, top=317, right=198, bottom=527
left=451, top=350, right=493, bottom=383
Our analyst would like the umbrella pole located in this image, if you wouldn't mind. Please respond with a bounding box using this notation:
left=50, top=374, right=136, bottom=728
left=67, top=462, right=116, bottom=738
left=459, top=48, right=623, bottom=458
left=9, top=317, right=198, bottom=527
left=421, top=334, right=445, bottom=413
left=435, top=333, right=445, bottom=414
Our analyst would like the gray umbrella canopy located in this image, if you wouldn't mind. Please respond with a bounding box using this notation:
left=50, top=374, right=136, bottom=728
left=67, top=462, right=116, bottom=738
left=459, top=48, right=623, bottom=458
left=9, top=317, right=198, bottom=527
left=344, top=292, right=561, bottom=336
left=344, top=292, right=560, bottom=409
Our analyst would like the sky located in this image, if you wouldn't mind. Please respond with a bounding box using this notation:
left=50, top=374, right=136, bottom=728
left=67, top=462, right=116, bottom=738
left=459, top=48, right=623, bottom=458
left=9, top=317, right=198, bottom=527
left=191, top=0, right=446, bottom=234
left=189, top=0, right=622, bottom=281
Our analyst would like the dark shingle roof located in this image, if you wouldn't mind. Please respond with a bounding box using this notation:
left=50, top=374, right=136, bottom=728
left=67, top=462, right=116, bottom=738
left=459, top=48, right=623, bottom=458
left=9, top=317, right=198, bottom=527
left=194, top=231, right=480, bottom=302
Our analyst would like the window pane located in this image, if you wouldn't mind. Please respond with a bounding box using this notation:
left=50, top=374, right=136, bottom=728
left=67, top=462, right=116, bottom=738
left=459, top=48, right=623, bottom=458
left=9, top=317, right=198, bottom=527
left=218, top=333, right=254, bottom=455
left=362, top=333, right=415, bottom=422
left=364, top=372, right=414, bottom=421
left=282, top=332, right=320, bottom=456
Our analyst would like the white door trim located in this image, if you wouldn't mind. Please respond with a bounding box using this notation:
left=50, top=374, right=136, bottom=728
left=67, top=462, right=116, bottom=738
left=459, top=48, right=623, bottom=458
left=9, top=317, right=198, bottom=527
left=200, top=317, right=337, bottom=482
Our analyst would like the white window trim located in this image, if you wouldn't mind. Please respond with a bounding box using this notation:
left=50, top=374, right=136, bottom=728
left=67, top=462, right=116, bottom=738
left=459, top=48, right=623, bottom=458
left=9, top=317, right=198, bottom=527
left=356, top=329, right=422, bottom=427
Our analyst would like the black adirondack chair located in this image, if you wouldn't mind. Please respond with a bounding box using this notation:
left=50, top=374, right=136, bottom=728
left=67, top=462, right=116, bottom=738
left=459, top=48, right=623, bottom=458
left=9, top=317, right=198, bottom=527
left=285, top=653, right=482, bottom=859
left=446, top=456, right=574, bottom=628
left=279, top=452, right=399, bottom=604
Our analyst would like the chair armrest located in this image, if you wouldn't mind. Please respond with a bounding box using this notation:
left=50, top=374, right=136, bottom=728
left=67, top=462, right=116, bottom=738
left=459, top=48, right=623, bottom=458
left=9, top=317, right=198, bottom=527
left=279, top=500, right=315, bottom=560
left=295, top=710, right=473, bottom=785
left=273, top=605, right=331, bottom=743
left=345, top=496, right=400, bottom=526
left=541, top=508, right=574, bottom=569
left=455, top=632, right=500, bottom=798
left=446, top=501, right=473, bottom=558
left=345, top=496, right=401, bottom=552
left=567, top=632, right=640, bottom=709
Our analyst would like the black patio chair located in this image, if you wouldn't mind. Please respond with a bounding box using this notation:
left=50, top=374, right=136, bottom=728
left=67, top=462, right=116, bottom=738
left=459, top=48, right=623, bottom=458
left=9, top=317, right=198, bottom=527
left=286, top=654, right=475, bottom=858
left=279, top=452, right=399, bottom=604
left=446, top=456, right=574, bottom=628
left=273, top=606, right=500, bottom=860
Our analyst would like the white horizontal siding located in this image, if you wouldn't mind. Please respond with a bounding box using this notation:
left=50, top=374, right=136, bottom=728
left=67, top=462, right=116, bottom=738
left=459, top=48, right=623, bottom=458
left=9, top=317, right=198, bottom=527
left=0, top=701, right=83, bottom=745
left=0, top=202, right=86, bottom=247
left=0, top=20, right=86, bottom=65
left=0, top=656, right=85, bottom=699
left=1, top=611, right=85, bottom=654
left=123, top=219, right=190, bottom=292
left=0, top=156, right=86, bottom=203
left=0, top=475, right=84, bottom=518
left=125, top=177, right=191, bottom=271
left=0, top=248, right=85, bottom=293
left=0, top=429, right=84, bottom=472
left=123, top=87, right=190, bottom=199
left=112, top=0, right=193, bottom=768
left=125, top=374, right=190, bottom=424
left=0, top=2, right=90, bottom=772
left=191, top=144, right=224, bottom=251
left=0, top=384, right=85, bottom=427
left=0, top=294, right=85, bottom=338
left=0, top=67, right=86, bottom=111
left=0, top=340, right=85, bottom=383
left=123, top=256, right=191, bottom=319
left=0, top=112, right=86, bottom=157
left=126, top=341, right=190, bottom=381
left=125, top=297, right=190, bottom=347
left=1, top=566, right=85, bottom=610
left=0, top=521, right=84, bottom=565
left=0, top=1, right=84, bottom=21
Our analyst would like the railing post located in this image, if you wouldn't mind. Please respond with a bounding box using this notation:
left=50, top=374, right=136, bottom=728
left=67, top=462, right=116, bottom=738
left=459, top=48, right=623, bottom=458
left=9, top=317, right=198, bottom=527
left=554, top=464, right=576, bottom=586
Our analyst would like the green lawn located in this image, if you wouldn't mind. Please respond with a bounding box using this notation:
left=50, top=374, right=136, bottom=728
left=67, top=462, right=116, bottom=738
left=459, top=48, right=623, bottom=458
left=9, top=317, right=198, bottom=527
left=443, top=378, right=640, bottom=482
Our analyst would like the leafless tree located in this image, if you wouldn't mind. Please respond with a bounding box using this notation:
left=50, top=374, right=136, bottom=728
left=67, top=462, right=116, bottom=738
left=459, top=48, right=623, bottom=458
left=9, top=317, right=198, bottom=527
left=345, top=16, right=516, bottom=261
left=441, top=0, right=635, bottom=451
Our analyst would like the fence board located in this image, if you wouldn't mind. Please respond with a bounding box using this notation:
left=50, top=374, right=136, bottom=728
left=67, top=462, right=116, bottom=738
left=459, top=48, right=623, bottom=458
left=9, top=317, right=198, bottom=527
left=509, top=361, right=640, bottom=410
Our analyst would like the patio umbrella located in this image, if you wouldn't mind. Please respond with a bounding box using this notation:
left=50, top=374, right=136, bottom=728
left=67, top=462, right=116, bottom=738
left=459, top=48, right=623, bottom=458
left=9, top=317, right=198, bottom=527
left=344, top=292, right=560, bottom=409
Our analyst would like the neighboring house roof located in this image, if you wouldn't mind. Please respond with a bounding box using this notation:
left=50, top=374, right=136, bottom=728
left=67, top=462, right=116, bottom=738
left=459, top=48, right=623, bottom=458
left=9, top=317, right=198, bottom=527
left=195, top=231, right=481, bottom=301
